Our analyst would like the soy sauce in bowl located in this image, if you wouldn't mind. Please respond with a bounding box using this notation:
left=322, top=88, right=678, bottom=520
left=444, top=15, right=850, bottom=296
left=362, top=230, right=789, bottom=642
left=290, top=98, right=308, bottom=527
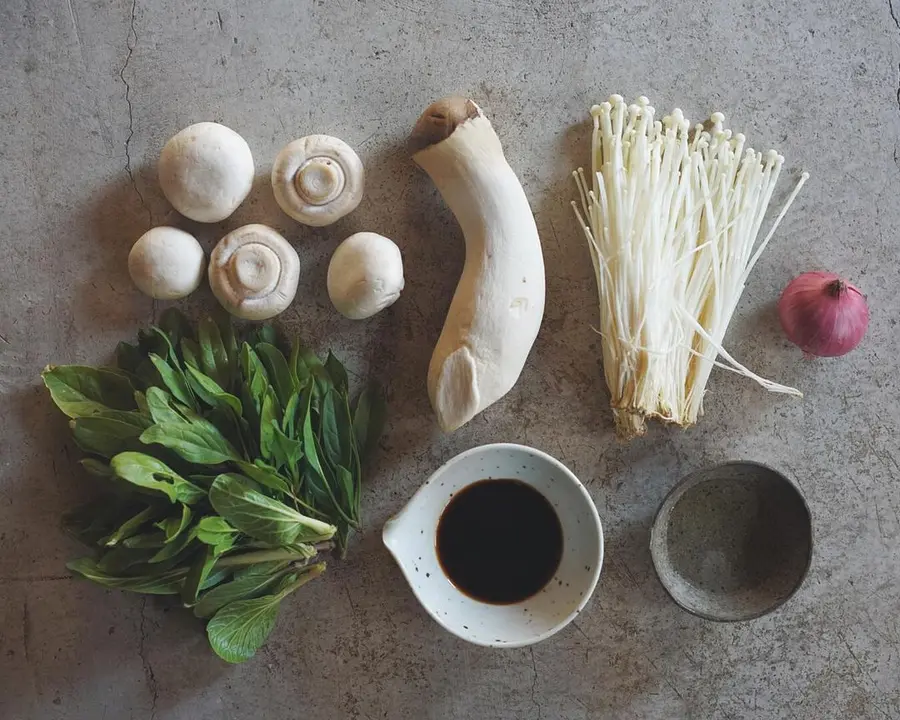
left=436, top=479, right=563, bottom=604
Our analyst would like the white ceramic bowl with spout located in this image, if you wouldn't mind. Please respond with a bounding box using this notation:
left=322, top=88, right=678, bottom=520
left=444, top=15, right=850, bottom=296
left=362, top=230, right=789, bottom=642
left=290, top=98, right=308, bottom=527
left=382, top=443, right=604, bottom=647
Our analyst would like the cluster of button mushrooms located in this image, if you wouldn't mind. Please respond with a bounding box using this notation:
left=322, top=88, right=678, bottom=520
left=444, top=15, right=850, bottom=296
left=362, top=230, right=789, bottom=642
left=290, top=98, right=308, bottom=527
left=128, top=98, right=546, bottom=433
left=128, top=123, right=405, bottom=321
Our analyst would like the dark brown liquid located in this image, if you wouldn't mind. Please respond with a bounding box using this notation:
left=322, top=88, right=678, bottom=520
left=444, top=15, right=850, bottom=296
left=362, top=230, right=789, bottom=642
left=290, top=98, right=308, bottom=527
left=436, top=479, right=563, bottom=604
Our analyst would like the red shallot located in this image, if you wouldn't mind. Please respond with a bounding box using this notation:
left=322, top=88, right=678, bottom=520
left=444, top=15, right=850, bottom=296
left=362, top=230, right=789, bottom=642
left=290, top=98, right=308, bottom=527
left=778, top=272, right=869, bottom=357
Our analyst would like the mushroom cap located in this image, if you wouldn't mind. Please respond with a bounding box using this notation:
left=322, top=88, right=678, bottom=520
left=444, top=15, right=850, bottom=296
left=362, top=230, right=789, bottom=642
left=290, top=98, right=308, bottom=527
left=159, top=122, right=255, bottom=223
left=271, top=135, right=364, bottom=226
left=209, top=224, right=300, bottom=320
left=327, top=232, right=404, bottom=320
left=128, top=226, right=205, bottom=300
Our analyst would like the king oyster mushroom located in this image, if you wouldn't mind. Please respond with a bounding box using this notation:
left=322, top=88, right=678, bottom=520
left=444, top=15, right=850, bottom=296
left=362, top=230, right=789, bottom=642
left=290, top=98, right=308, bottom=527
left=158, top=122, right=255, bottom=223
left=271, top=135, right=364, bottom=226
left=128, top=226, right=206, bottom=300
left=208, top=224, right=300, bottom=320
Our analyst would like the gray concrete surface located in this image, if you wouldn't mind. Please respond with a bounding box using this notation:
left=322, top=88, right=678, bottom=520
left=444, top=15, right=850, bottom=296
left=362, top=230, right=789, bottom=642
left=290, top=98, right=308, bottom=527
left=1, top=0, right=899, bottom=717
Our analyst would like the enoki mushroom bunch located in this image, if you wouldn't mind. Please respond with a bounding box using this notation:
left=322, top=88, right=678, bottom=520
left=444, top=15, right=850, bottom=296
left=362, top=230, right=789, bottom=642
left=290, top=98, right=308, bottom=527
left=572, top=95, right=808, bottom=439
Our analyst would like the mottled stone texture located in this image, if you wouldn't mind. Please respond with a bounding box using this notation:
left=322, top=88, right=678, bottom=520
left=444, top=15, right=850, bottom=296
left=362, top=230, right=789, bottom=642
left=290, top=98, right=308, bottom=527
left=1, top=0, right=899, bottom=718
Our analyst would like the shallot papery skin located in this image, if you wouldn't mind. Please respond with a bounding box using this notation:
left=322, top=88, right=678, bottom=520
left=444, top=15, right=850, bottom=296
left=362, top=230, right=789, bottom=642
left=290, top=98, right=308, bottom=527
left=778, top=271, right=869, bottom=357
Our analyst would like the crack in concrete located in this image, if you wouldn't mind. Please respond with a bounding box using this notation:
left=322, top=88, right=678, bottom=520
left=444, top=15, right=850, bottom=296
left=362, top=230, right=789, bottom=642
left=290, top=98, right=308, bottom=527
left=22, top=597, right=30, bottom=663
left=529, top=647, right=541, bottom=719
left=889, top=1, right=900, bottom=118
left=138, top=597, right=159, bottom=719
left=0, top=575, right=72, bottom=582
left=119, top=0, right=150, bottom=222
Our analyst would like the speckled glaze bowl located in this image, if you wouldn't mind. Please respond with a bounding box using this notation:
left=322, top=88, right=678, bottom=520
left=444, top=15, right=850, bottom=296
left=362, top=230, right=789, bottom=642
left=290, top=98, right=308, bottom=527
left=650, top=461, right=813, bottom=622
left=383, top=443, right=604, bottom=647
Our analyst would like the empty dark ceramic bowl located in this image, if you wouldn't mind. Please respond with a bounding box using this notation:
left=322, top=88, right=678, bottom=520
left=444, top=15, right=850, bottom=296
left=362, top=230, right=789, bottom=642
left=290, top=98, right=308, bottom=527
left=650, top=462, right=813, bottom=621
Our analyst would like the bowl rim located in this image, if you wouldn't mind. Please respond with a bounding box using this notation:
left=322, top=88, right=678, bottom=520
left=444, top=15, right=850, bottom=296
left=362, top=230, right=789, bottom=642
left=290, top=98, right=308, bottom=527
left=383, top=442, right=605, bottom=648
left=649, top=460, right=814, bottom=622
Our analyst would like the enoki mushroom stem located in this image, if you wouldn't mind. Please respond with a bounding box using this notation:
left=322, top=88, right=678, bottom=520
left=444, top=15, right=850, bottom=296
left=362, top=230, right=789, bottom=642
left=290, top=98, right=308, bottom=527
left=572, top=94, right=807, bottom=439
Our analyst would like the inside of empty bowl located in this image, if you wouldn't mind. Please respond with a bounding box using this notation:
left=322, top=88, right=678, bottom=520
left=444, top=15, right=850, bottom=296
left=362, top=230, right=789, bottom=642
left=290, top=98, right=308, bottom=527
left=651, top=463, right=812, bottom=621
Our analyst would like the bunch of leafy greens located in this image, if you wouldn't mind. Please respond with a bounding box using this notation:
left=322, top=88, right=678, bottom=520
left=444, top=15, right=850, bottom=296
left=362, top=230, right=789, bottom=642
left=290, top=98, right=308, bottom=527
left=41, top=309, right=385, bottom=664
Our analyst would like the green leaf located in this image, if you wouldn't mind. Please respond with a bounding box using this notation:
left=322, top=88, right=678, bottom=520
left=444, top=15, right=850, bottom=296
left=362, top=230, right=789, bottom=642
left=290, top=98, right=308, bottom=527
left=149, top=526, right=196, bottom=563
left=256, top=343, right=294, bottom=408
left=181, top=338, right=202, bottom=370
left=193, top=568, right=286, bottom=619
left=335, top=465, right=356, bottom=518
left=96, top=546, right=159, bottom=573
left=353, top=382, right=386, bottom=462
left=137, top=328, right=169, bottom=360
left=42, top=365, right=136, bottom=418
left=184, top=365, right=243, bottom=417
left=199, top=317, right=230, bottom=388
left=271, top=425, right=303, bottom=471
left=195, top=516, right=239, bottom=545
left=206, top=563, right=324, bottom=663
left=281, top=391, right=301, bottom=437
left=156, top=504, right=193, bottom=543
left=140, top=422, right=241, bottom=465
left=116, top=342, right=145, bottom=375
left=134, top=391, right=150, bottom=414
left=218, top=315, right=239, bottom=384
left=80, top=458, right=114, bottom=477
left=209, top=474, right=335, bottom=546
left=207, top=594, right=281, bottom=664
left=110, top=451, right=206, bottom=504
left=324, top=352, right=349, bottom=395
left=251, top=325, right=278, bottom=347
left=320, top=389, right=342, bottom=469
left=93, top=409, right=153, bottom=429
left=62, top=499, right=129, bottom=545
left=289, top=340, right=311, bottom=387
left=294, top=342, right=323, bottom=372
left=148, top=327, right=180, bottom=364
left=182, top=544, right=218, bottom=605
left=67, top=557, right=187, bottom=594
left=233, top=559, right=292, bottom=579
left=157, top=308, right=195, bottom=350
left=122, top=531, right=167, bottom=548
left=237, top=461, right=293, bottom=496
left=145, top=387, right=184, bottom=425
left=71, top=415, right=146, bottom=458
left=103, top=506, right=159, bottom=546
left=259, top=390, right=279, bottom=463
left=302, top=392, right=323, bottom=474
left=335, top=392, right=355, bottom=470
left=148, top=354, right=194, bottom=408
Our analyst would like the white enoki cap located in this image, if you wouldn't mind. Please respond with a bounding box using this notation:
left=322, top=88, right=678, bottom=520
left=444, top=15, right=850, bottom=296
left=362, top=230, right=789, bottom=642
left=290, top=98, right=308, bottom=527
left=271, top=135, right=364, bottom=226
left=128, top=226, right=205, bottom=300
left=209, top=224, right=300, bottom=320
left=159, top=122, right=255, bottom=223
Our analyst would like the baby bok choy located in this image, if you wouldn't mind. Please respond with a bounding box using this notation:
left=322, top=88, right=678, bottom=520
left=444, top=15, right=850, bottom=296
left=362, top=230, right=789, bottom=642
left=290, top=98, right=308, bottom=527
left=42, top=309, right=385, bottom=663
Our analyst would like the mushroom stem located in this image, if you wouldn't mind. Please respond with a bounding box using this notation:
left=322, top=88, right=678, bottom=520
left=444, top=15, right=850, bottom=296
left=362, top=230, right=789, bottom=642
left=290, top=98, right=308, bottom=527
left=209, top=224, right=300, bottom=320
left=295, top=158, right=344, bottom=205
left=412, top=98, right=545, bottom=432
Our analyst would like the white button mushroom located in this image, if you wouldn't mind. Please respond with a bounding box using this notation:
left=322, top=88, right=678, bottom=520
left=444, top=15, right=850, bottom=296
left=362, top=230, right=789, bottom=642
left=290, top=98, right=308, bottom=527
left=327, top=232, right=404, bottom=320
left=208, top=224, right=300, bottom=320
left=128, top=226, right=206, bottom=300
left=158, top=122, right=255, bottom=223
left=271, top=135, right=364, bottom=226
